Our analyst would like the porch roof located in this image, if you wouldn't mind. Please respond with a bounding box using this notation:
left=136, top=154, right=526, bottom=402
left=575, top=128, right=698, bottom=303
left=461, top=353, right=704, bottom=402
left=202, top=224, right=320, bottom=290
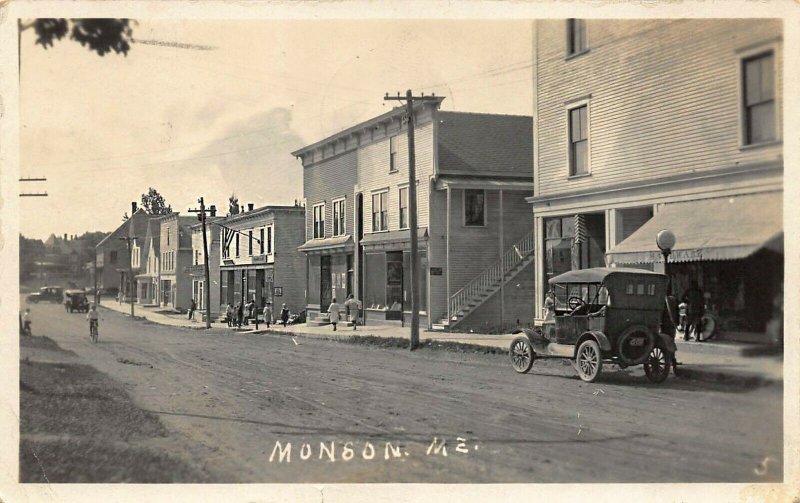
left=606, top=192, right=782, bottom=265
left=434, top=175, right=533, bottom=191
left=360, top=228, right=428, bottom=248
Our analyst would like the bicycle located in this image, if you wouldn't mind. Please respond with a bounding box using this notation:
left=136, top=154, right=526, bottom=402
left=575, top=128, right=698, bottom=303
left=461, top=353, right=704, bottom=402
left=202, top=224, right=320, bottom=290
left=89, top=319, right=99, bottom=343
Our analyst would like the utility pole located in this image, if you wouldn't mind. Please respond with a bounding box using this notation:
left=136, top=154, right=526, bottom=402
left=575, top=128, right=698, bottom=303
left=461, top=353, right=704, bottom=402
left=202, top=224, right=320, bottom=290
left=384, top=90, right=438, bottom=350
left=189, top=198, right=214, bottom=329
left=118, top=236, right=135, bottom=319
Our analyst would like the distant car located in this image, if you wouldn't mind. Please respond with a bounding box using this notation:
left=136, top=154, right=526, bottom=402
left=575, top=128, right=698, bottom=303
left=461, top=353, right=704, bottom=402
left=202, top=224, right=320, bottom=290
left=26, top=286, right=64, bottom=304
left=64, top=290, right=90, bottom=313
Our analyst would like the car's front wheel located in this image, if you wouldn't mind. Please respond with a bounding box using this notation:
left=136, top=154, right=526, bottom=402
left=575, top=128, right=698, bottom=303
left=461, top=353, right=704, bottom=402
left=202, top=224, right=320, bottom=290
left=576, top=339, right=602, bottom=383
left=509, top=336, right=535, bottom=374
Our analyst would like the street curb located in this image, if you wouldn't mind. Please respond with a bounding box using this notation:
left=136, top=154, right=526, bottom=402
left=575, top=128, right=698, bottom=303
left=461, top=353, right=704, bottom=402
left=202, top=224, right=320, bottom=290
left=674, top=366, right=782, bottom=388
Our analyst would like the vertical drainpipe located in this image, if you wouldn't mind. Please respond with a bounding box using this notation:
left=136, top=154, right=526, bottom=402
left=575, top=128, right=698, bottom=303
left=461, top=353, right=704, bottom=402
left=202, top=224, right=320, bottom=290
left=446, top=185, right=451, bottom=323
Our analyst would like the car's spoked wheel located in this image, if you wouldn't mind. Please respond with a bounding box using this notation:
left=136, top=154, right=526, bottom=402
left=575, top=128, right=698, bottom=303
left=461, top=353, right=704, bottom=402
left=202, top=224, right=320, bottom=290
left=644, top=345, right=671, bottom=383
left=510, top=337, right=534, bottom=374
left=576, top=340, right=602, bottom=382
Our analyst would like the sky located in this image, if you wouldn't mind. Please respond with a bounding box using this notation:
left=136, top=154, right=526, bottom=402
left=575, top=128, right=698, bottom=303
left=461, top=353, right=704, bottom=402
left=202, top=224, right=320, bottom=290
left=19, top=19, right=532, bottom=240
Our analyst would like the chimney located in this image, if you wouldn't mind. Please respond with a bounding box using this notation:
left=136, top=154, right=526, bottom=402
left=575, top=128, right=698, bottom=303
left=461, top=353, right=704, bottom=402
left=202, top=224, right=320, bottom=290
left=240, top=205, right=244, bottom=214
left=63, top=233, right=67, bottom=240
left=248, top=203, right=255, bottom=212
left=209, top=205, right=217, bottom=217
left=132, top=202, right=138, bottom=214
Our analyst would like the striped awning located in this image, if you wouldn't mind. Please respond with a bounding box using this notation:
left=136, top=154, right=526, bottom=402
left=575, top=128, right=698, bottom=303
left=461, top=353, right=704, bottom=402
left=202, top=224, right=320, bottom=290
left=606, top=192, right=782, bottom=264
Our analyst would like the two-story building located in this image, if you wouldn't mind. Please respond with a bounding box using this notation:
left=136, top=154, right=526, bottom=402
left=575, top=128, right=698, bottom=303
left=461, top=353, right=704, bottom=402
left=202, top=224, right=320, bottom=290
left=189, top=215, right=221, bottom=320
left=528, top=19, right=783, bottom=341
left=135, top=218, right=161, bottom=306
left=95, top=203, right=150, bottom=297
left=158, top=213, right=194, bottom=310
left=294, top=102, right=534, bottom=331
left=218, top=204, right=306, bottom=315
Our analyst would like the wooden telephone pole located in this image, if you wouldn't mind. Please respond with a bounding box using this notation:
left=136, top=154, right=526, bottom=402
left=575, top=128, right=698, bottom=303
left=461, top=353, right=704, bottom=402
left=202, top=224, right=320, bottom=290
left=118, top=236, right=135, bottom=319
left=383, top=90, right=439, bottom=350
left=189, top=198, right=213, bottom=329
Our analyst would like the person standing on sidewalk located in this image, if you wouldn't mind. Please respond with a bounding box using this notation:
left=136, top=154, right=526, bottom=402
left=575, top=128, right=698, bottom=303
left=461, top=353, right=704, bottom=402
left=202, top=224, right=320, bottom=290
left=280, top=303, right=289, bottom=327
left=226, top=304, right=234, bottom=327
left=263, top=301, right=273, bottom=328
left=682, top=280, right=705, bottom=341
left=344, top=294, right=361, bottom=330
left=236, top=301, right=244, bottom=329
left=188, top=298, right=196, bottom=321
left=328, top=297, right=341, bottom=331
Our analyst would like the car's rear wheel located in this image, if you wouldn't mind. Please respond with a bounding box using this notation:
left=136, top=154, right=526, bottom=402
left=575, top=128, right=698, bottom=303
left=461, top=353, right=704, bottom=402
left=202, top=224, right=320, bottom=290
left=510, top=336, right=534, bottom=374
left=644, top=344, right=672, bottom=383
left=576, top=339, right=602, bottom=383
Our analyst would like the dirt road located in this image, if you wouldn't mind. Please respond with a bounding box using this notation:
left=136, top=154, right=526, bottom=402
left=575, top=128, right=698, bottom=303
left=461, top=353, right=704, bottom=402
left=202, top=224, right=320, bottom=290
left=23, top=300, right=783, bottom=482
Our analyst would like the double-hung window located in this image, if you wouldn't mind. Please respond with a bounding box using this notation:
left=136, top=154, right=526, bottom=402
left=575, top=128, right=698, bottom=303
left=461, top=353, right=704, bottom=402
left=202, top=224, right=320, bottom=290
left=313, top=203, right=325, bottom=239
left=259, top=228, right=265, bottom=255
left=372, top=191, right=388, bottom=231
left=267, top=226, right=273, bottom=255
left=463, top=189, right=486, bottom=227
left=389, top=135, right=399, bottom=172
left=742, top=51, right=776, bottom=145
left=567, top=19, right=587, bottom=56
left=248, top=230, right=253, bottom=256
left=568, top=104, right=589, bottom=176
left=235, top=233, right=240, bottom=257
left=333, top=199, right=346, bottom=236
left=399, top=187, right=409, bottom=229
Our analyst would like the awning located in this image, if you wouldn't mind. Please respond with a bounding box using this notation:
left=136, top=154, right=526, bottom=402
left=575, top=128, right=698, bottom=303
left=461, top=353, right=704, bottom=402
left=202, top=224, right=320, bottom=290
left=297, top=235, right=353, bottom=253
left=606, top=192, right=782, bottom=264
left=360, top=228, right=428, bottom=247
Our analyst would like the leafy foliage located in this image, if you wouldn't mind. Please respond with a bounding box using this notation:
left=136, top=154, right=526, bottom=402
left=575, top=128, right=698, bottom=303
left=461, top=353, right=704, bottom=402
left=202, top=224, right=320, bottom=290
left=228, top=194, right=240, bottom=215
left=140, top=188, right=172, bottom=216
left=32, top=19, right=134, bottom=56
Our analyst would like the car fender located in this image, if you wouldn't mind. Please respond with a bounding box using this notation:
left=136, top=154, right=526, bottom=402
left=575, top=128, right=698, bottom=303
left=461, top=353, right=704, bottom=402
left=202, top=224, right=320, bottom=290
left=511, top=328, right=549, bottom=348
left=575, top=330, right=612, bottom=357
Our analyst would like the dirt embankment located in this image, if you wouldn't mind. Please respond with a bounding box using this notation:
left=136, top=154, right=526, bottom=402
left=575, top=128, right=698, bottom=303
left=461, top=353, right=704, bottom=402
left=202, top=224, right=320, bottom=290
left=19, top=335, right=210, bottom=483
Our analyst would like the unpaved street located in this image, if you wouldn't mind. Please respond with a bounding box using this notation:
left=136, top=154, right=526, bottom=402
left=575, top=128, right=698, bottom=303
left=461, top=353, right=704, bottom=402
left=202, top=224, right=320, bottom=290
left=24, top=300, right=783, bottom=483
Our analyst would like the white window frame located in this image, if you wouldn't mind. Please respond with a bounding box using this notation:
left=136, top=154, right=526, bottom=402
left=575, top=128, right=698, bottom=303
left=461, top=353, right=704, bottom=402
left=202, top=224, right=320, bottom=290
left=332, top=198, right=347, bottom=237
left=566, top=19, right=588, bottom=58
left=266, top=225, right=274, bottom=255
left=565, top=97, right=591, bottom=179
left=737, top=40, right=781, bottom=149
left=248, top=229, right=253, bottom=256
left=235, top=233, right=240, bottom=257
left=398, top=185, right=409, bottom=230
left=313, top=203, right=326, bottom=239
left=371, top=189, right=389, bottom=232
left=462, top=188, right=487, bottom=227
left=389, top=135, right=399, bottom=173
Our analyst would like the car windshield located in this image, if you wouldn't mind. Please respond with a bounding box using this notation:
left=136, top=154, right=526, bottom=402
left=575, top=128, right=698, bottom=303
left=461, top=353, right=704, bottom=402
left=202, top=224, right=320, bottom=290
left=552, top=283, right=609, bottom=311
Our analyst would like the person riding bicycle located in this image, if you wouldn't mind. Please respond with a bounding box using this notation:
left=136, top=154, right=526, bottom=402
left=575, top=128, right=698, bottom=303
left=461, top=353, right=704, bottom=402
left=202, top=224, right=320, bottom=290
left=87, top=304, right=99, bottom=336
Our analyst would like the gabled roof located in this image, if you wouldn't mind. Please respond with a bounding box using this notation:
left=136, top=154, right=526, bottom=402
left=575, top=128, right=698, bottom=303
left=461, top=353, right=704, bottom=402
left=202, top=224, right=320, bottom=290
left=437, top=111, right=532, bottom=178
left=127, top=208, right=150, bottom=239
left=96, top=219, right=131, bottom=249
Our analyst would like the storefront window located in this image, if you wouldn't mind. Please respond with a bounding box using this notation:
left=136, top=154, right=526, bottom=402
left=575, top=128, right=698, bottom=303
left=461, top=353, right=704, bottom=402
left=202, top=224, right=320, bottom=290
left=386, top=252, right=403, bottom=311
left=308, top=256, right=320, bottom=306
left=543, top=214, right=605, bottom=304
left=365, top=253, right=386, bottom=309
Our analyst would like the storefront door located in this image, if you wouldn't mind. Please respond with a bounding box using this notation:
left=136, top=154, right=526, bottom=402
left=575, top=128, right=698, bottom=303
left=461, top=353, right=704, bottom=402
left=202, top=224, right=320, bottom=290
left=321, top=255, right=332, bottom=312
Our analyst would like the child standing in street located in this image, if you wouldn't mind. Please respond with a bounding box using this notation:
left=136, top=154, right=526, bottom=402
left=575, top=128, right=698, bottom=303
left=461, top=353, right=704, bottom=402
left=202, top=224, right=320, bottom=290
left=280, top=303, right=290, bottom=327
left=263, top=301, right=273, bottom=328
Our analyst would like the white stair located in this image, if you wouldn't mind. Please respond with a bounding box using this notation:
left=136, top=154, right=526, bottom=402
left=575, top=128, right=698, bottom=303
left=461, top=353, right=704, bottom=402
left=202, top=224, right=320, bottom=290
left=434, top=231, right=534, bottom=330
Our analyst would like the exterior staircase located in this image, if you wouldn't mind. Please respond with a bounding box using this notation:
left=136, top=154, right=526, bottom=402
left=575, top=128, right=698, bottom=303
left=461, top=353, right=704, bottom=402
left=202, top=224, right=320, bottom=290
left=433, top=231, right=534, bottom=330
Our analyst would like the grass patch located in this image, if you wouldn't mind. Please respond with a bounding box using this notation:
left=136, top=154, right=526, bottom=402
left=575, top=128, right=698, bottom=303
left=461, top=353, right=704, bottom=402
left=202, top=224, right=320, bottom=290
left=324, top=334, right=507, bottom=354
left=20, top=356, right=206, bottom=482
left=20, top=334, right=73, bottom=354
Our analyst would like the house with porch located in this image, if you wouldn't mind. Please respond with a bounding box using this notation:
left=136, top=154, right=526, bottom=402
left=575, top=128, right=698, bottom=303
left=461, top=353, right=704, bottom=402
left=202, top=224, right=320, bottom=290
left=528, top=19, right=783, bottom=342
left=217, top=204, right=306, bottom=316
left=158, top=213, right=195, bottom=310
left=293, top=101, right=534, bottom=331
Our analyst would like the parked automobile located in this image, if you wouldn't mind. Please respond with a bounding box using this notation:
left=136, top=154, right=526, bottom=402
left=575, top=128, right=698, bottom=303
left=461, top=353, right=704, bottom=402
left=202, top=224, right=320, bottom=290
left=509, top=267, right=677, bottom=383
left=25, top=286, right=64, bottom=304
left=64, top=290, right=90, bottom=313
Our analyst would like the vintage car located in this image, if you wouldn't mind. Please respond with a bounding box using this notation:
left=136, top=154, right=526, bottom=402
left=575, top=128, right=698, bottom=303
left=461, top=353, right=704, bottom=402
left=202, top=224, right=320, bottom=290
left=509, top=267, right=677, bottom=383
left=25, top=286, right=64, bottom=304
left=64, top=290, right=90, bottom=313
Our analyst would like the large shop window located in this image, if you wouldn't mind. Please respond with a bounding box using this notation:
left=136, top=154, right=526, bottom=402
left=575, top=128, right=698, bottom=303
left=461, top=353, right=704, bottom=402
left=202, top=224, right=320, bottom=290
left=313, top=203, right=325, bottom=239
left=333, top=199, right=346, bottom=236
left=372, top=191, right=388, bottom=231
left=365, top=253, right=387, bottom=310
left=742, top=51, right=776, bottom=145
left=463, top=189, right=485, bottom=227
left=543, top=213, right=605, bottom=297
left=307, top=255, right=321, bottom=306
